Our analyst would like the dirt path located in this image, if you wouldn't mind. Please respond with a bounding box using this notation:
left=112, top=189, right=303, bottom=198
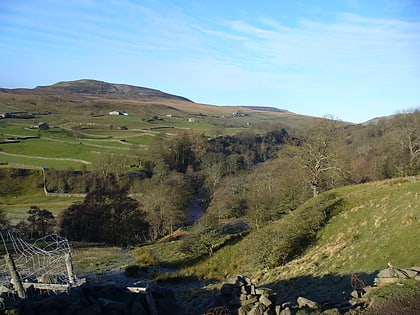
left=0, top=151, right=91, bottom=164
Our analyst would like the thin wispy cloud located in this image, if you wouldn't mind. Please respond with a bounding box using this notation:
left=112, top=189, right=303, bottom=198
left=0, top=0, right=419, bottom=122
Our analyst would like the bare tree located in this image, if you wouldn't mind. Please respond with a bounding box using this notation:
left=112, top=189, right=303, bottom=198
left=393, top=109, right=420, bottom=176
left=297, top=116, right=345, bottom=196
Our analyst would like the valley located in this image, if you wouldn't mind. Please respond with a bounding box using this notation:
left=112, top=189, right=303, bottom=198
left=0, top=80, right=419, bottom=314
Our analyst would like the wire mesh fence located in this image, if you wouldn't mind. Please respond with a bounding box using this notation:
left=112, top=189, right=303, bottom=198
left=0, top=231, right=76, bottom=295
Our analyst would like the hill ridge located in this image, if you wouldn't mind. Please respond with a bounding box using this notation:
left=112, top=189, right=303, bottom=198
left=1, top=79, right=193, bottom=103
left=38, top=79, right=194, bottom=102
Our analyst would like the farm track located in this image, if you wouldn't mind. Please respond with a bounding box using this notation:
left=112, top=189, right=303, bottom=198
left=0, top=151, right=92, bottom=164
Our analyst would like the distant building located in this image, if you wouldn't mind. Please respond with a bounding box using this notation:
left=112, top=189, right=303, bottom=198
left=34, top=122, right=49, bottom=130
left=109, top=111, right=129, bottom=116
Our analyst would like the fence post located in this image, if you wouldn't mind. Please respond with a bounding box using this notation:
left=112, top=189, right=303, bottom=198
left=4, top=253, right=26, bottom=298
left=65, top=253, right=75, bottom=285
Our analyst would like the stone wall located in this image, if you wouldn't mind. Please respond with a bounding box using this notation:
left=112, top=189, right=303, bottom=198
left=1, top=283, right=178, bottom=315
left=218, top=275, right=276, bottom=315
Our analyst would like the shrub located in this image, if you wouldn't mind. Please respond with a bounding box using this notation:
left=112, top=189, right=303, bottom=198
left=247, top=193, right=344, bottom=268
left=132, top=247, right=159, bottom=265
left=180, top=214, right=221, bottom=257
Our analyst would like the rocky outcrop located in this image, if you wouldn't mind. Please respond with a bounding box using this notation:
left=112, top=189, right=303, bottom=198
left=374, top=265, right=420, bottom=287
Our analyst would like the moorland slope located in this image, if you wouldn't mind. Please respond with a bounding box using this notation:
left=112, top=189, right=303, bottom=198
left=133, top=176, right=419, bottom=313
left=0, top=79, right=305, bottom=121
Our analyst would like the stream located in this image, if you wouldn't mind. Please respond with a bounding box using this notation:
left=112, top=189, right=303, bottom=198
left=187, top=198, right=204, bottom=225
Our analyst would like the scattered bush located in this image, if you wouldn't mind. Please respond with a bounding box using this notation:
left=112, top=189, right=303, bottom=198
left=132, top=246, right=159, bottom=265
left=247, top=193, right=345, bottom=269
left=180, top=214, right=221, bottom=257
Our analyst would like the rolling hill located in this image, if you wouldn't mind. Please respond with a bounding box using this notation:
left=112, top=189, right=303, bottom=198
left=32, top=79, right=194, bottom=102
left=0, top=79, right=315, bottom=127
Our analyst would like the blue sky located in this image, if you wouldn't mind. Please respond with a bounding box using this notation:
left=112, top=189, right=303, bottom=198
left=0, top=0, right=419, bottom=123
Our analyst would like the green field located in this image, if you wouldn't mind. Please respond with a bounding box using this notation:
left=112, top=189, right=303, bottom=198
left=0, top=118, right=153, bottom=170
left=4, top=197, right=83, bottom=223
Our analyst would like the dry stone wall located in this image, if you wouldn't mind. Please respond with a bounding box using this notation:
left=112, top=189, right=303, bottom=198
left=1, top=283, right=178, bottom=315
left=217, top=275, right=282, bottom=315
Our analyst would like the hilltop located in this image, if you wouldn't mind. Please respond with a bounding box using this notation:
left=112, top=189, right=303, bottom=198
left=0, top=79, right=296, bottom=119
left=34, top=79, right=194, bottom=102
left=1, top=79, right=193, bottom=101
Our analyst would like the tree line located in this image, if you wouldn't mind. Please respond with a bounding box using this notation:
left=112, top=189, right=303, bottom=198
left=1, top=110, right=418, bottom=247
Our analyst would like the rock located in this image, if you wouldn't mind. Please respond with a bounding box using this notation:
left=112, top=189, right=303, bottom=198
left=0, top=285, right=12, bottom=295
left=350, top=290, right=361, bottom=299
left=297, top=296, right=318, bottom=309
left=238, top=305, right=252, bottom=315
left=375, top=265, right=420, bottom=287
left=248, top=302, right=266, bottom=315
left=241, top=284, right=251, bottom=294
left=259, top=294, right=272, bottom=308
left=279, top=306, right=291, bottom=315
left=241, top=296, right=258, bottom=306
left=374, top=277, right=402, bottom=287
left=218, top=275, right=278, bottom=315
left=1, top=281, right=183, bottom=315
left=394, top=267, right=420, bottom=279
left=255, top=287, right=273, bottom=296
left=376, top=267, right=397, bottom=278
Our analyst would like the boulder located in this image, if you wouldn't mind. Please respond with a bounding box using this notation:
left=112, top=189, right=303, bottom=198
left=374, top=265, right=420, bottom=287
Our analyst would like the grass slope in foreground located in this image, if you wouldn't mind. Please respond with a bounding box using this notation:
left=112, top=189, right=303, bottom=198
left=176, top=177, right=419, bottom=280
left=277, top=177, right=419, bottom=277
left=254, top=176, right=420, bottom=311
left=137, top=176, right=419, bottom=312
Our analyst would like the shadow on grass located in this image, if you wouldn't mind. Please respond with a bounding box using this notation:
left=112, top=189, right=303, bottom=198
left=265, top=271, right=378, bottom=308
left=174, top=271, right=379, bottom=315
left=151, top=231, right=249, bottom=270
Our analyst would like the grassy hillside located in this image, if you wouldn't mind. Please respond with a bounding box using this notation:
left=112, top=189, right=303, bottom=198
left=284, top=177, right=419, bottom=275
left=255, top=176, right=420, bottom=307
left=132, top=176, right=419, bottom=309
left=177, top=176, right=419, bottom=277
left=0, top=166, right=83, bottom=223
left=0, top=80, right=320, bottom=133
left=0, top=80, right=323, bottom=172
